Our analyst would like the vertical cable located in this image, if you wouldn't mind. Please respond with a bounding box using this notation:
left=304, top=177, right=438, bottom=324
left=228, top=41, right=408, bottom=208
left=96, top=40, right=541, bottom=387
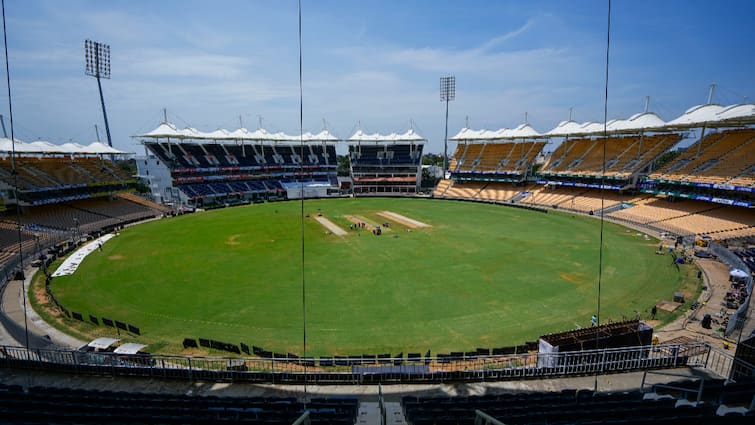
left=595, top=0, right=611, bottom=391
left=297, top=0, right=308, bottom=406
left=2, top=0, right=29, bottom=349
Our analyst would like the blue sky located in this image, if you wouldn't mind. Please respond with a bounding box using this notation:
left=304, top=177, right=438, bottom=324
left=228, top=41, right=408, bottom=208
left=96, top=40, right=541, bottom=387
left=1, top=0, right=754, bottom=153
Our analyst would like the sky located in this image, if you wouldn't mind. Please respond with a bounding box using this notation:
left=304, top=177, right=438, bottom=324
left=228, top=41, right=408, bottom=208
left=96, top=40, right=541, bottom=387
left=1, top=0, right=754, bottom=154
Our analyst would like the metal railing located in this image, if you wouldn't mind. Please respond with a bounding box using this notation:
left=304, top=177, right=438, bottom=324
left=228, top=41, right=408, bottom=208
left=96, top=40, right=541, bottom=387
left=475, top=409, right=507, bottom=425
left=709, top=242, right=753, bottom=336
left=0, top=341, right=742, bottom=385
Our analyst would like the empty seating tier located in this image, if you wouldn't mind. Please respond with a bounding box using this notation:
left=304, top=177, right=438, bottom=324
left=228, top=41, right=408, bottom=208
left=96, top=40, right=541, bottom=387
left=450, top=141, right=546, bottom=176
left=650, top=129, right=755, bottom=186
left=542, top=134, right=682, bottom=178
left=0, top=384, right=359, bottom=425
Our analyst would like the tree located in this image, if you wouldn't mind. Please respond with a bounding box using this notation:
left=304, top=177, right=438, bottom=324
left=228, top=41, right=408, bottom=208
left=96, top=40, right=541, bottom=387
left=422, top=153, right=445, bottom=167
left=116, top=158, right=137, bottom=176
left=420, top=167, right=440, bottom=189
left=336, top=154, right=351, bottom=176
left=653, top=149, right=681, bottom=171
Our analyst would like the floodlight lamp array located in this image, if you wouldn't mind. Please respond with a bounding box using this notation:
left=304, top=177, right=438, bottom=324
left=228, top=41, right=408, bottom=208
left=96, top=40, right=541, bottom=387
left=85, top=39, right=111, bottom=79
left=440, top=76, right=456, bottom=102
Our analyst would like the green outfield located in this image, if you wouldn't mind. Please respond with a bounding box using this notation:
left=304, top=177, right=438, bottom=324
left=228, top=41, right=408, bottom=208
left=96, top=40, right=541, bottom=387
left=46, top=198, right=698, bottom=356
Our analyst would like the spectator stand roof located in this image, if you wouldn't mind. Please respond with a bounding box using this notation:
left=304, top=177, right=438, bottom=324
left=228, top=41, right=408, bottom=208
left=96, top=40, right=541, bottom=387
left=347, top=129, right=426, bottom=144
left=135, top=122, right=341, bottom=143
left=0, top=138, right=127, bottom=155
left=452, top=103, right=755, bottom=141
left=452, top=123, right=545, bottom=142
left=137, top=122, right=426, bottom=144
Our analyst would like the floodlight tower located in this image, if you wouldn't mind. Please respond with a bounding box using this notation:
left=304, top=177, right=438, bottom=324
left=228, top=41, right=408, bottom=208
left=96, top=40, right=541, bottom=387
left=85, top=39, right=113, bottom=148
left=440, top=75, right=455, bottom=175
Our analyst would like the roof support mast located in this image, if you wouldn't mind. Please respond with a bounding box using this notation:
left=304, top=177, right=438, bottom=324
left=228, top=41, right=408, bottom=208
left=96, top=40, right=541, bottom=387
left=696, top=83, right=716, bottom=157
left=637, top=96, right=650, bottom=159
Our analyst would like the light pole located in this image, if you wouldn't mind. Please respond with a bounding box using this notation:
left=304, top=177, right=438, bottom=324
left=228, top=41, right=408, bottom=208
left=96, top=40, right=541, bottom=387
left=34, top=234, right=40, bottom=260
left=85, top=39, right=113, bottom=148
left=73, top=217, right=80, bottom=245
left=440, top=76, right=456, bottom=177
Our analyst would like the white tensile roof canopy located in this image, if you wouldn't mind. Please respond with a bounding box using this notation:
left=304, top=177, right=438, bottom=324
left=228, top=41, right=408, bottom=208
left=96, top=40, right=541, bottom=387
left=347, top=128, right=426, bottom=142
left=0, top=138, right=129, bottom=155
left=136, top=122, right=424, bottom=143
left=453, top=103, right=755, bottom=140
left=137, top=124, right=347, bottom=142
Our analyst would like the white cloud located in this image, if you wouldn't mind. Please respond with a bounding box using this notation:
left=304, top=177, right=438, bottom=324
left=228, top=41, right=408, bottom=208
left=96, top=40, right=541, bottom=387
left=123, top=50, right=252, bottom=79
left=475, top=18, right=536, bottom=52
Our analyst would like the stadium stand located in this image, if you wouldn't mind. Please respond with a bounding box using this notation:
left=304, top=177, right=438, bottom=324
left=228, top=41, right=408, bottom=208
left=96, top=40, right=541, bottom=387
left=432, top=179, right=452, bottom=197
left=0, top=384, right=359, bottom=425
left=449, top=141, right=546, bottom=180
left=0, top=156, right=135, bottom=206
left=477, top=182, right=529, bottom=202
left=521, top=188, right=652, bottom=214
left=402, top=378, right=755, bottom=425
left=541, top=134, right=682, bottom=178
left=17, top=197, right=156, bottom=235
left=507, top=141, right=547, bottom=174
left=0, top=193, right=167, bottom=276
left=453, top=143, right=484, bottom=172
left=143, top=140, right=339, bottom=204
left=608, top=198, right=714, bottom=225
left=524, top=186, right=589, bottom=209
left=541, top=138, right=598, bottom=174
left=0, top=221, right=43, bottom=265
left=656, top=206, right=754, bottom=237
left=476, top=143, right=514, bottom=171
left=442, top=180, right=486, bottom=199
left=447, top=144, right=465, bottom=172
left=648, top=129, right=755, bottom=185
left=348, top=143, right=423, bottom=194
left=438, top=125, right=752, bottom=240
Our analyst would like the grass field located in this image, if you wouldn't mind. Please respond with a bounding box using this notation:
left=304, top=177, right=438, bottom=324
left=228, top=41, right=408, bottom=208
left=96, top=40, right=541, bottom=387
left=45, top=197, right=698, bottom=356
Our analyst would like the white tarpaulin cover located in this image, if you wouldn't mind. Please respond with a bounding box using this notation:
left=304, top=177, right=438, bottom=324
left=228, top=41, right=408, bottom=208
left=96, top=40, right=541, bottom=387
left=730, top=268, right=749, bottom=279
left=113, top=343, right=148, bottom=354
left=52, top=234, right=117, bottom=277
left=87, top=337, right=120, bottom=350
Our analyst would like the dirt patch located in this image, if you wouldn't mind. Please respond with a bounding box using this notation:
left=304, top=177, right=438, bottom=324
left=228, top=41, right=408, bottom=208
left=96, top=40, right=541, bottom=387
left=376, top=211, right=430, bottom=228
left=656, top=300, right=681, bottom=312
left=313, top=215, right=348, bottom=236
left=344, top=215, right=390, bottom=232
left=344, top=215, right=366, bottom=226
left=107, top=255, right=125, bottom=260
left=225, top=234, right=242, bottom=245
left=560, top=272, right=587, bottom=285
